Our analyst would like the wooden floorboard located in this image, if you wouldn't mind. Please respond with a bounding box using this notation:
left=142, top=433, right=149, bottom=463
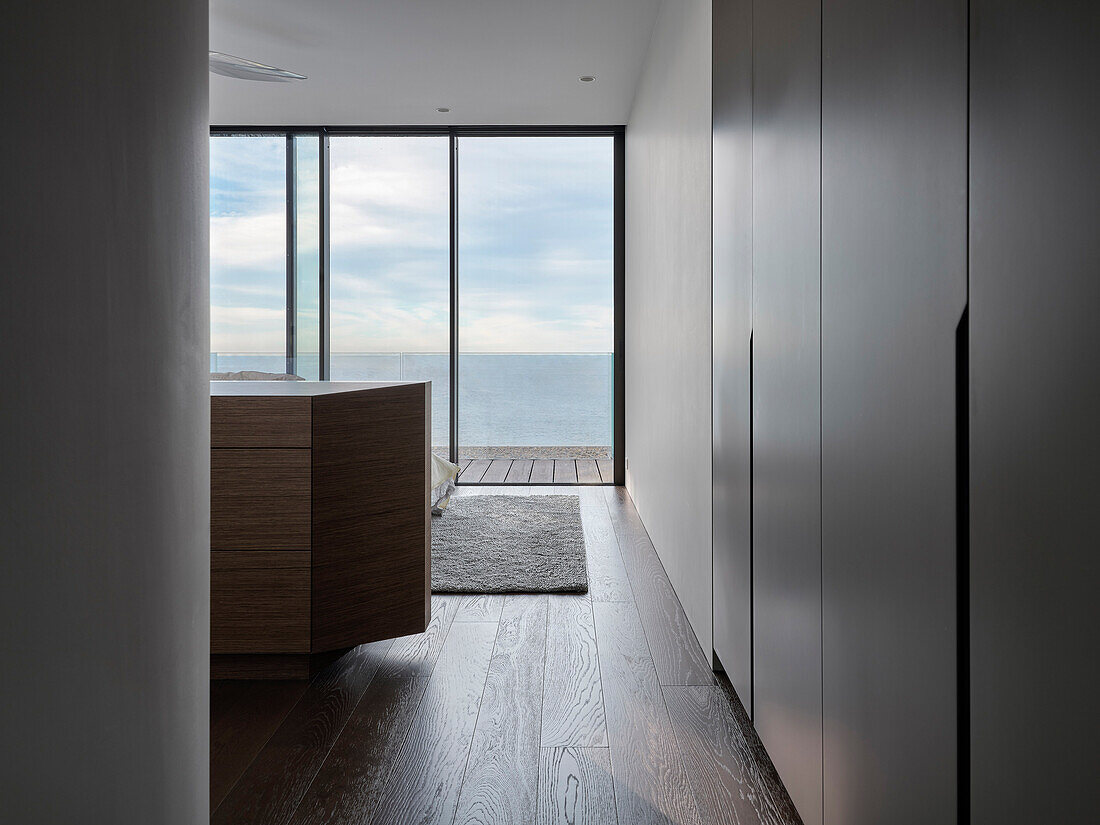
left=288, top=677, right=429, bottom=825
left=367, top=621, right=499, bottom=825
left=212, top=486, right=800, bottom=825
left=210, top=680, right=309, bottom=813
left=542, top=596, right=608, bottom=748
left=597, top=460, right=614, bottom=484
left=453, top=596, right=548, bottom=824
left=211, top=640, right=394, bottom=825
left=554, top=460, right=578, bottom=484
left=581, top=503, right=633, bottom=603
left=505, top=459, right=534, bottom=483
left=603, top=488, right=714, bottom=686
left=664, top=684, right=802, bottom=825
left=481, top=458, right=512, bottom=484
left=577, top=459, right=602, bottom=485
left=529, top=460, right=555, bottom=484
left=376, top=595, right=459, bottom=679
left=461, top=459, right=492, bottom=483
left=537, top=747, right=618, bottom=825
left=593, top=601, right=702, bottom=825
left=454, top=594, right=506, bottom=623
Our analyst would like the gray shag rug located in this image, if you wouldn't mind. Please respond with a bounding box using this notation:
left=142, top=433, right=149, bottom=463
left=431, top=495, right=588, bottom=593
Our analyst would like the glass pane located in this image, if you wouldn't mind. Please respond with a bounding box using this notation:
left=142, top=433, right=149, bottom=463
left=293, top=135, right=320, bottom=379
left=457, top=136, right=615, bottom=463
left=328, top=136, right=451, bottom=454
left=209, top=134, right=287, bottom=374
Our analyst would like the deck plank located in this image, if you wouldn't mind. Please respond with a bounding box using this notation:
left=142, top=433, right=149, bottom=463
left=593, top=601, right=702, bottom=825
left=481, top=458, right=512, bottom=484
left=554, top=460, right=578, bottom=484
left=596, top=460, right=614, bottom=484
left=577, top=459, right=602, bottom=485
left=603, top=488, right=714, bottom=686
left=542, top=596, right=608, bottom=747
left=537, top=748, right=618, bottom=825
left=452, top=596, right=548, bottom=824
left=461, top=459, right=492, bottom=483
left=211, top=640, right=394, bottom=825
left=288, top=677, right=429, bottom=825
left=367, top=621, right=499, bottom=825
left=530, top=460, right=555, bottom=484
left=505, top=459, right=534, bottom=484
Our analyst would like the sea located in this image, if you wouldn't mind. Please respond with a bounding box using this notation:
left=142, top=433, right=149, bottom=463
left=210, top=352, right=613, bottom=450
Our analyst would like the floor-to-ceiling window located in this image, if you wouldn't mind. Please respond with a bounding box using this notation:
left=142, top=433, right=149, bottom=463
left=457, top=136, right=615, bottom=479
left=209, top=128, right=621, bottom=483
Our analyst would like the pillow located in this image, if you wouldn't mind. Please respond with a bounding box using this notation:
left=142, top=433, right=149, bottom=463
left=210, top=371, right=305, bottom=381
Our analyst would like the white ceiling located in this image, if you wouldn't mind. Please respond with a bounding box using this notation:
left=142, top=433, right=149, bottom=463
left=210, top=0, right=663, bottom=125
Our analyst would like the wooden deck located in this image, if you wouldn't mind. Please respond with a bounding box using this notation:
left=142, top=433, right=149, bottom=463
left=458, top=457, right=614, bottom=484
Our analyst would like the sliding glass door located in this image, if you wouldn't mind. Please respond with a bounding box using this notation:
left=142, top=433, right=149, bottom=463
left=209, top=128, right=619, bottom=481
left=328, top=136, right=451, bottom=454
left=456, top=136, right=615, bottom=471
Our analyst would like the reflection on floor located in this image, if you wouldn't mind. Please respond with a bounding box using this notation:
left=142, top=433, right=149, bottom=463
left=210, top=486, right=802, bottom=825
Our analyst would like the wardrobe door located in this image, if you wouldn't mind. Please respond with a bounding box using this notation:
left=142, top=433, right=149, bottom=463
left=820, top=1, right=967, bottom=823
left=712, top=0, right=755, bottom=709
left=969, top=2, right=1100, bottom=821
left=750, top=0, right=823, bottom=822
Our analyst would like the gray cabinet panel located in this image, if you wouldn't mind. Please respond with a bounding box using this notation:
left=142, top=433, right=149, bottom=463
left=969, top=2, right=1100, bottom=821
left=820, top=1, right=967, bottom=824
left=712, top=0, right=755, bottom=710
left=750, top=0, right=823, bottom=822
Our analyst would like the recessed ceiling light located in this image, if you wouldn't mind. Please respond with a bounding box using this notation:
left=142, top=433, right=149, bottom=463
left=579, top=75, right=595, bottom=82
left=436, top=107, right=451, bottom=113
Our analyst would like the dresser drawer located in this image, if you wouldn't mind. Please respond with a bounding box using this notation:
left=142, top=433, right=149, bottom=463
left=211, top=396, right=311, bottom=448
left=211, top=552, right=310, bottom=654
left=211, top=449, right=311, bottom=550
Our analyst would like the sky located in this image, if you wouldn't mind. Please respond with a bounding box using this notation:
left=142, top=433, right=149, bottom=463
left=209, top=134, right=614, bottom=356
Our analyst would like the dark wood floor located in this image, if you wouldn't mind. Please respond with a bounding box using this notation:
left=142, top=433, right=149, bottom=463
left=458, top=458, right=613, bottom=485
left=211, top=486, right=802, bottom=825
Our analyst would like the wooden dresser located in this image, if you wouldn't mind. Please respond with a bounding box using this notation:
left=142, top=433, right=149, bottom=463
left=210, top=381, right=430, bottom=678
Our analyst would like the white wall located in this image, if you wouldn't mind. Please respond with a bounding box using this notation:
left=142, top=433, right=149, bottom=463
left=625, top=0, right=713, bottom=656
left=1, top=1, right=209, bottom=820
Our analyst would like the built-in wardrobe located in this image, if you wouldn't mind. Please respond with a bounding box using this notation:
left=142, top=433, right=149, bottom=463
left=712, top=1, right=1099, bottom=824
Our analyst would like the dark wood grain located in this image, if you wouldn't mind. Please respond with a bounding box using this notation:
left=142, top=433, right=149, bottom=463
left=577, top=460, right=602, bottom=485
left=368, top=621, right=498, bottom=825
left=554, top=460, right=578, bottom=484
left=212, top=552, right=311, bottom=654
left=596, top=460, right=614, bottom=484
left=462, top=459, right=492, bottom=483
left=453, top=594, right=506, bottom=623
left=212, top=641, right=393, bottom=825
left=603, top=488, right=714, bottom=685
left=581, top=504, right=633, bottom=603
left=211, top=652, right=344, bottom=680
left=453, top=596, right=548, bottom=824
left=288, top=677, right=430, bottom=825
left=664, top=684, right=802, bottom=825
left=211, top=395, right=312, bottom=448
left=211, top=680, right=309, bottom=813
left=481, top=458, right=513, bottom=484
left=505, top=459, right=534, bottom=483
left=542, top=596, right=608, bottom=747
left=211, top=450, right=311, bottom=550
left=537, top=748, right=617, bottom=825
left=529, top=460, right=555, bottom=484
left=377, top=595, right=460, bottom=678
left=311, top=383, right=430, bottom=650
left=593, top=601, right=702, bottom=825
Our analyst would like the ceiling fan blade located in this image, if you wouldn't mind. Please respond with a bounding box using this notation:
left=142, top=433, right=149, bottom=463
left=208, top=51, right=307, bottom=82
